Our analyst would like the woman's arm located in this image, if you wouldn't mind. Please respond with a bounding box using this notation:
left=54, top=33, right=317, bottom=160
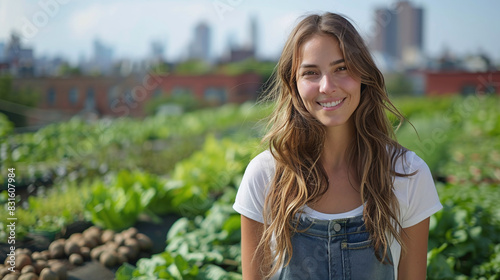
left=398, top=217, right=430, bottom=280
left=241, top=215, right=265, bottom=280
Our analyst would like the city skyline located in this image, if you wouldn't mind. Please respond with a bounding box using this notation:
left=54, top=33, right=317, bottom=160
left=0, top=0, right=499, bottom=64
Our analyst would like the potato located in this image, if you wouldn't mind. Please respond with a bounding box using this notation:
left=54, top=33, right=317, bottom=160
left=33, top=260, right=48, bottom=274
left=39, top=268, right=58, bottom=280
left=122, top=227, right=138, bottom=239
left=40, top=251, right=51, bottom=260
left=15, top=248, right=31, bottom=255
left=136, top=233, right=153, bottom=251
left=117, top=246, right=134, bottom=261
left=0, top=267, right=11, bottom=278
left=101, top=230, right=115, bottom=243
left=15, top=253, right=32, bottom=271
left=31, top=252, right=46, bottom=262
left=113, top=233, right=125, bottom=246
left=83, top=226, right=102, bottom=244
left=69, top=254, right=83, bottom=266
left=90, top=246, right=106, bottom=260
left=81, top=237, right=98, bottom=249
left=49, top=262, right=67, bottom=280
left=80, top=247, right=91, bottom=259
left=21, top=264, right=35, bottom=273
left=116, top=253, right=128, bottom=266
left=48, top=240, right=65, bottom=259
left=68, top=233, right=83, bottom=242
left=63, top=240, right=80, bottom=256
left=18, top=272, right=38, bottom=280
left=105, top=242, right=119, bottom=251
left=99, top=251, right=117, bottom=268
left=4, top=273, right=21, bottom=280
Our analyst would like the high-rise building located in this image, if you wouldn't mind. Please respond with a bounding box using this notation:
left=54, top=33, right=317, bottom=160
left=372, top=1, right=424, bottom=68
left=0, top=42, right=5, bottom=62
left=189, top=22, right=211, bottom=61
left=93, top=39, right=114, bottom=74
left=249, top=16, right=258, bottom=55
left=151, top=41, right=165, bottom=62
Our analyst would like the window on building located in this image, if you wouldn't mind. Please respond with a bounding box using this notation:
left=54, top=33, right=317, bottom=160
left=47, top=88, right=56, bottom=106
left=153, top=88, right=162, bottom=97
left=124, top=89, right=135, bottom=106
left=172, top=86, right=193, bottom=97
left=485, top=84, right=496, bottom=94
left=86, top=87, right=95, bottom=109
left=204, top=87, right=227, bottom=104
left=461, top=84, right=476, bottom=96
left=108, top=86, right=120, bottom=108
left=69, top=87, right=79, bottom=104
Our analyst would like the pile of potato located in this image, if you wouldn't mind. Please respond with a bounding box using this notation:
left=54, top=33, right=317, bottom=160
left=0, top=226, right=153, bottom=280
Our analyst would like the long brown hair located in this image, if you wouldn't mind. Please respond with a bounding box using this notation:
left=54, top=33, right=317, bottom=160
left=257, top=12, right=413, bottom=278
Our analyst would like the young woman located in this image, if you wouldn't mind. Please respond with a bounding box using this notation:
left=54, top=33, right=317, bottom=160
left=233, top=12, right=443, bottom=280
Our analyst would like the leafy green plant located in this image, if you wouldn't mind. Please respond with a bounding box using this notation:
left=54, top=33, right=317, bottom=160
left=428, top=183, right=500, bottom=279
left=167, top=135, right=261, bottom=217
left=116, top=190, right=243, bottom=280
left=84, top=171, right=156, bottom=230
left=0, top=179, right=90, bottom=242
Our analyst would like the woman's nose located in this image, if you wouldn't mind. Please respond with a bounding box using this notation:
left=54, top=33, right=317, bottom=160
left=319, top=74, right=336, bottom=94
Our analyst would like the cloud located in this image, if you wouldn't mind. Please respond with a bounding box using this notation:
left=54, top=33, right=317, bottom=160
left=69, top=4, right=108, bottom=39
left=0, top=0, right=29, bottom=40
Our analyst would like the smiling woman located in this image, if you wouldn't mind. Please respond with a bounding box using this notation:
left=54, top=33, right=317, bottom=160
left=233, top=12, right=443, bottom=280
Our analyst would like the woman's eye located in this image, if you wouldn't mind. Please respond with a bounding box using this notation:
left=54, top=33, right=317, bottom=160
left=302, top=71, right=317, bottom=76
left=336, top=66, right=347, bottom=72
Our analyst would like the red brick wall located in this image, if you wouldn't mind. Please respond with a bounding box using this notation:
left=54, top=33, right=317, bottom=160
left=13, top=73, right=263, bottom=125
left=425, top=71, right=500, bottom=95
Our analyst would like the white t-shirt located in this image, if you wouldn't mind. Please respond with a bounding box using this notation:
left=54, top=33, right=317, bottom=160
left=233, top=149, right=443, bottom=279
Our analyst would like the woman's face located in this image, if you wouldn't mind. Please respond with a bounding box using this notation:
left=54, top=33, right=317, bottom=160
left=296, top=34, right=361, bottom=129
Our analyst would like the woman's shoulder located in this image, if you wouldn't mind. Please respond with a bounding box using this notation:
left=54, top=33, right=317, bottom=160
left=392, top=148, right=428, bottom=175
left=245, top=150, right=276, bottom=178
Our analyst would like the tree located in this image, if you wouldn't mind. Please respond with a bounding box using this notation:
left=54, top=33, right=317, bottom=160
left=0, top=75, right=40, bottom=127
left=385, top=73, right=414, bottom=96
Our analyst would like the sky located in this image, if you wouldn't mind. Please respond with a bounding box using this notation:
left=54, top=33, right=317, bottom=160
left=0, top=0, right=499, bottom=64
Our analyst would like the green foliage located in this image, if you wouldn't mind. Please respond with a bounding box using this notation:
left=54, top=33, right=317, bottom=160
left=0, top=180, right=90, bottom=241
left=0, top=75, right=40, bottom=127
left=175, top=60, right=212, bottom=75
left=115, top=136, right=254, bottom=278
left=0, top=103, right=268, bottom=186
left=145, top=93, right=203, bottom=115
left=116, top=191, right=244, bottom=279
left=0, top=113, right=13, bottom=137
left=428, top=183, right=500, bottom=279
left=83, top=171, right=163, bottom=230
left=217, top=58, right=276, bottom=81
left=115, top=251, right=199, bottom=280
left=58, top=62, right=82, bottom=76
left=386, top=73, right=414, bottom=96
left=167, top=135, right=260, bottom=217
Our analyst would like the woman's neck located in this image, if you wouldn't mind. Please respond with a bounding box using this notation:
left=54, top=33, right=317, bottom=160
left=322, top=120, right=356, bottom=171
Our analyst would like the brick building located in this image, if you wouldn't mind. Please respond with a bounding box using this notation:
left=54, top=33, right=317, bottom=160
left=425, top=71, right=500, bottom=95
left=11, top=72, right=262, bottom=126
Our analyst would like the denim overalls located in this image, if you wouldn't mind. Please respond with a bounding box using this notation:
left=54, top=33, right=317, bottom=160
left=278, top=215, right=394, bottom=280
